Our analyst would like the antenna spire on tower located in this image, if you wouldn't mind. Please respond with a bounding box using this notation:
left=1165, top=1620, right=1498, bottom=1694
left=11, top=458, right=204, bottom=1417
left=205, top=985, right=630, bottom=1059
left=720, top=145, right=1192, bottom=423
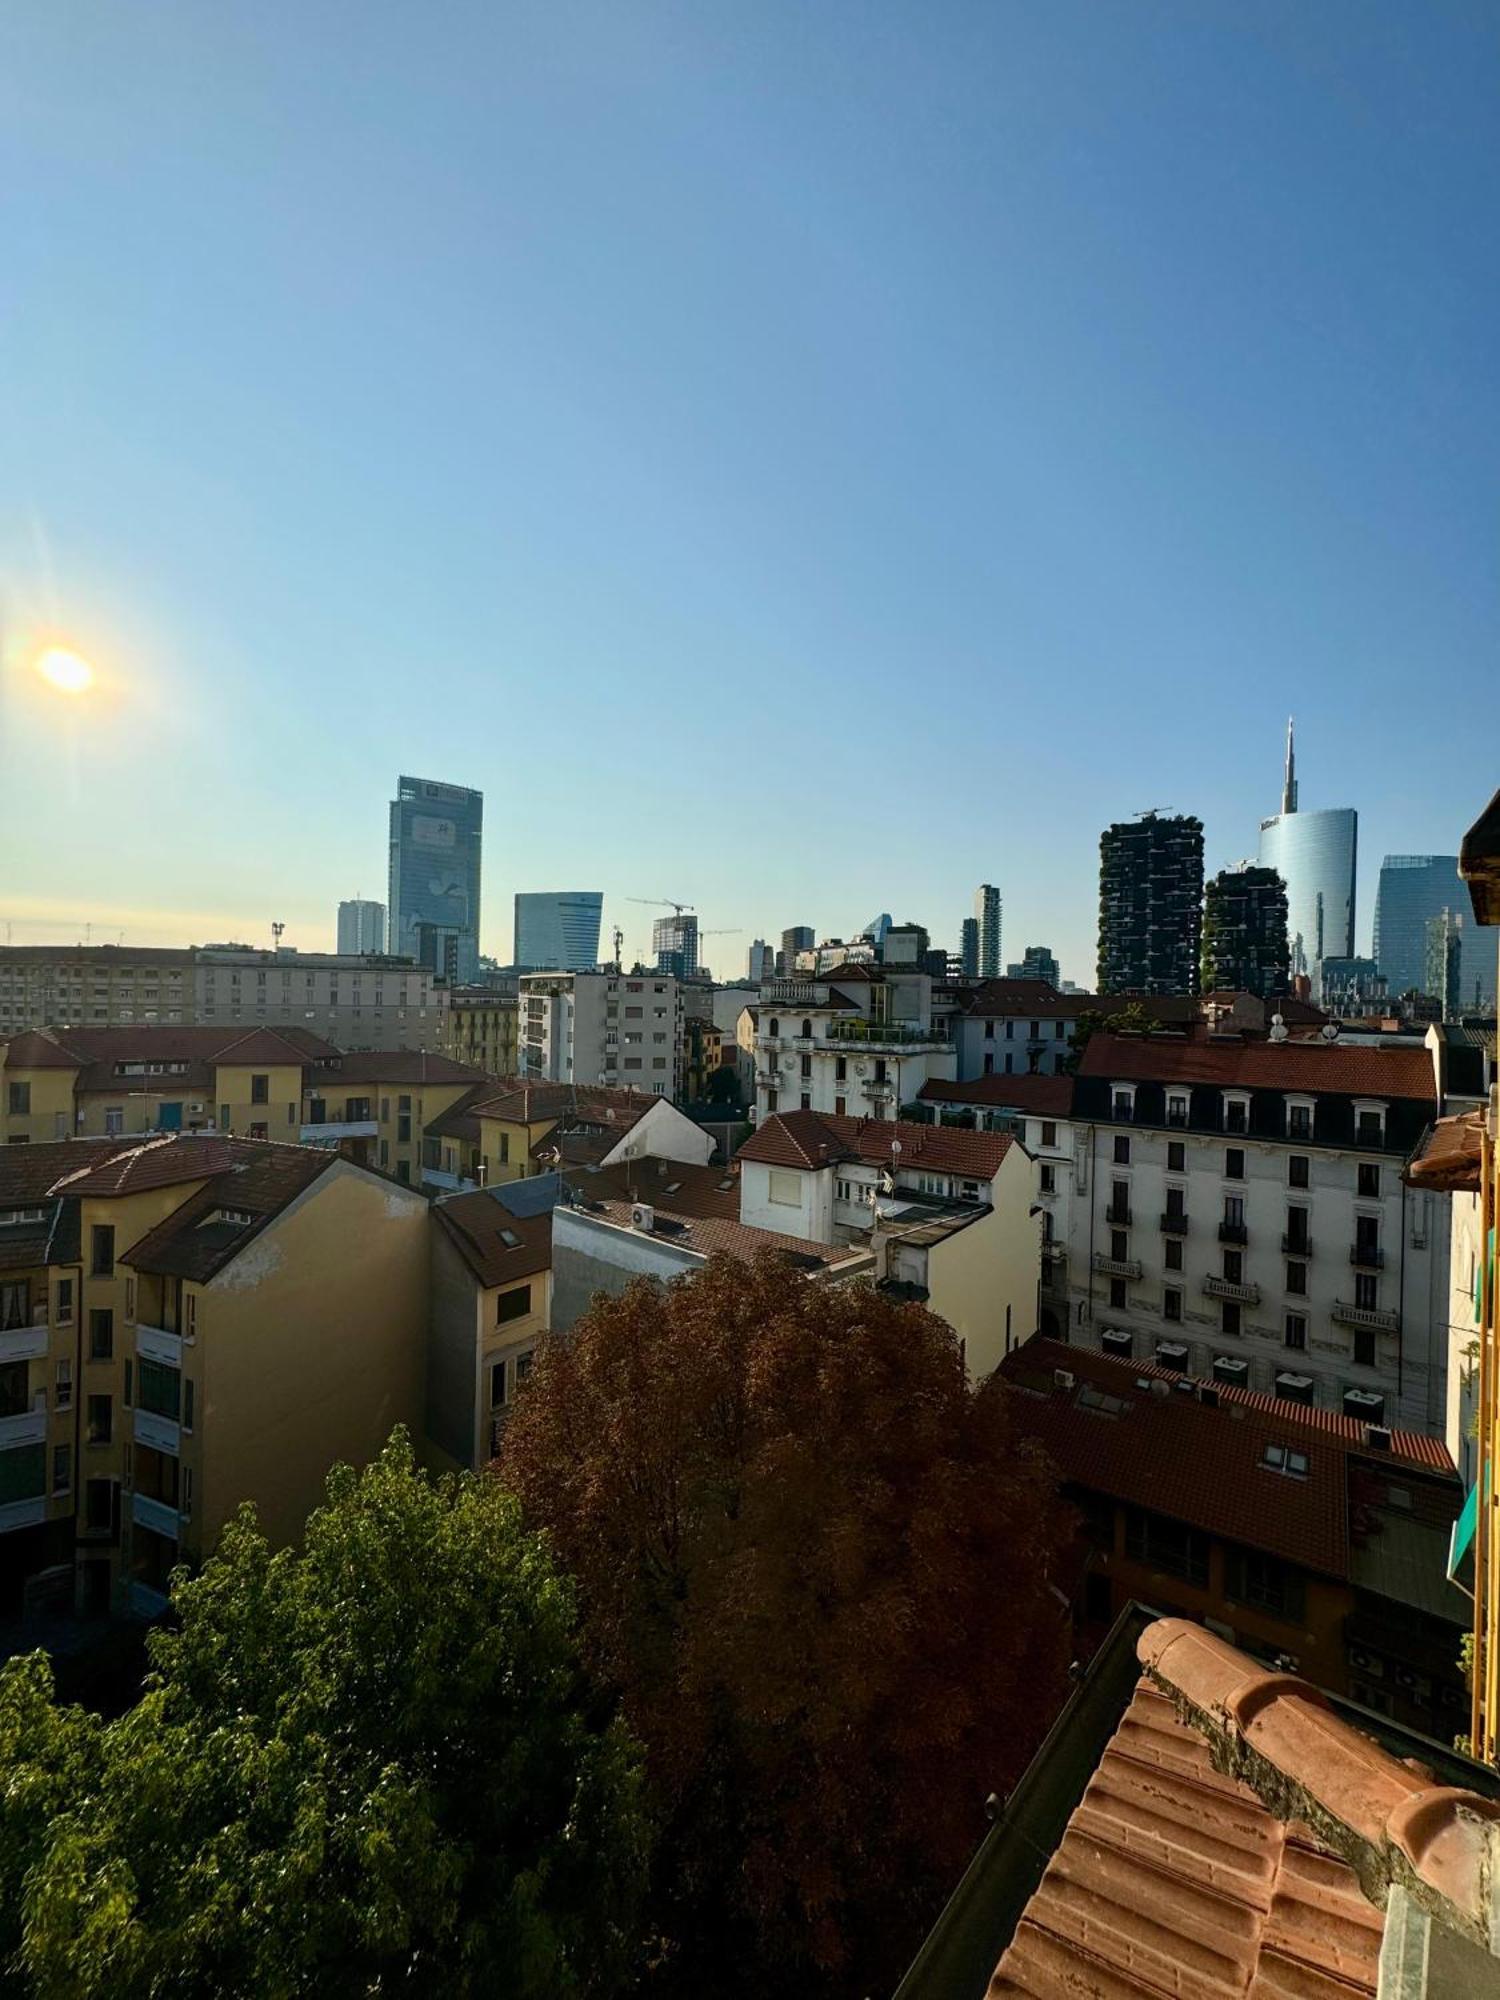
left=1282, top=716, right=1298, bottom=815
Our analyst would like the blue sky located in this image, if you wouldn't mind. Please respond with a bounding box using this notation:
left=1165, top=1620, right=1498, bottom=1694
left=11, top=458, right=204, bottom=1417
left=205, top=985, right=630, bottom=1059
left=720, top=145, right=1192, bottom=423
left=1, top=1, right=1496, bottom=984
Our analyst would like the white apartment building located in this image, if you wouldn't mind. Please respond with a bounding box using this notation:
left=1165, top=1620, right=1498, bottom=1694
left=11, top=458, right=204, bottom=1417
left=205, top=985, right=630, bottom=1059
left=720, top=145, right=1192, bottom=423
left=519, top=970, right=683, bottom=1097
left=1058, top=1031, right=1447, bottom=1436
left=752, top=968, right=955, bottom=1125
left=950, top=979, right=1086, bottom=1079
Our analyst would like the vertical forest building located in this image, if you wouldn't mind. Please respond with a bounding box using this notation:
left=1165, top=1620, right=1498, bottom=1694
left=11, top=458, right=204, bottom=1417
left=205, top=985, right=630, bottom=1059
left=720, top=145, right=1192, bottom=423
left=1201, top=865, right=1289, bottom=997
left=1097, top=812, right=1204, bottom=995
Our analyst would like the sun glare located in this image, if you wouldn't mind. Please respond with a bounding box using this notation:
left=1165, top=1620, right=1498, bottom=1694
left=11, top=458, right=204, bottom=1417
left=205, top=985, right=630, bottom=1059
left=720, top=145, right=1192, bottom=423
left=35, top=646, right=96, bottom=696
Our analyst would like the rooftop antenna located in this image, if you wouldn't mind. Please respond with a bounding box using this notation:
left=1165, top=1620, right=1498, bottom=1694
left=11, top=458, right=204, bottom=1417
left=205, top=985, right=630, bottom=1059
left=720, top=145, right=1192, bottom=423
left=1281, top=717, right=1298, bottom=815
left=272, top=921, right=285, bottom=952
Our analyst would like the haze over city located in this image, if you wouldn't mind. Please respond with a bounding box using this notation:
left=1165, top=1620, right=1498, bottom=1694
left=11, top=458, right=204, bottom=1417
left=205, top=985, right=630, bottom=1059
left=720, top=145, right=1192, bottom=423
left=3, top=1, right=1497, bottom=981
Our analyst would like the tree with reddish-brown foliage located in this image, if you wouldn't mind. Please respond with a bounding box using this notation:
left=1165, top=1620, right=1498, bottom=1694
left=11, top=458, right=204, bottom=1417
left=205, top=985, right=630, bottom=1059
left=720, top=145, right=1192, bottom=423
left=501, top=1252, right=1073, bottom=1998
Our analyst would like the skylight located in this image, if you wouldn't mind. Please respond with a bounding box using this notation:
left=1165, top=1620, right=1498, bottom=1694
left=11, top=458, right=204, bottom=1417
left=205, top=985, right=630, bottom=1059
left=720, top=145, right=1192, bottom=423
left=1262, top=1442, right=1309, bottom=1479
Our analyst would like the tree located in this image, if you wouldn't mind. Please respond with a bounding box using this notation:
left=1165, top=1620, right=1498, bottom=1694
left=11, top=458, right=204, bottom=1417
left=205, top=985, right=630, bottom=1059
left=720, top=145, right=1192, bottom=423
left=704, top=1064, right=743, bottom=1107
left=1063, top=998, right=1162, bottom=1070
left=502, top=1255, right=1072, bottom=1998
left=1, top=1434, right=649, bottom=1998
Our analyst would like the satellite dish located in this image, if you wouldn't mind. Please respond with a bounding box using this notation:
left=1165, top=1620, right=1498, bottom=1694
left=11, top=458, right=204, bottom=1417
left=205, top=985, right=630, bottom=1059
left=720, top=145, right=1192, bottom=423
left=1322, top=1021, right=1340, bottom=1041
left=1269, top=1012, right=1288, bottom=1043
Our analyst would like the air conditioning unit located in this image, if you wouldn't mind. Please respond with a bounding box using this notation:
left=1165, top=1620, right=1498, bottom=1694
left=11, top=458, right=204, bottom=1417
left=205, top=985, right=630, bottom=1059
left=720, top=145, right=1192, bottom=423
left=187, top=1103, right=205, bottom=1115
left=630, top=1203, right=655, bottom=1233
left=1349, top=1646, right=1384, bottom=1679
left=1364, top=1425, right=1393, bottom=1452
left=1053, top=1368, right=1075, bottom=1391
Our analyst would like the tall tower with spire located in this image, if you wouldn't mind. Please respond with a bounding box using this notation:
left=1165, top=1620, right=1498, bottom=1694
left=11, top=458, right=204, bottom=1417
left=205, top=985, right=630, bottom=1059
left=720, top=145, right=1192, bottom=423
left=1258, top=722, right=1356, bottom=993
left=1282, top=717, right=1298, bottom=815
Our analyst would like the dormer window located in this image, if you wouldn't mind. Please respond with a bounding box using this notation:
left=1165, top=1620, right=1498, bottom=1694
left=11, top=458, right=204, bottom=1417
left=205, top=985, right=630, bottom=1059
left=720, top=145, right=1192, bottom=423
left=1166, top=1093, right=1188, bottom=1128
left=1354, top=1100, right=1387, bottom=1148
left=1286, top=1097, right=1314, bottom=1141
left=1111, top=1085, right=1135, bottom=1121
left=1222, top=1093, right=1249, bottom=1135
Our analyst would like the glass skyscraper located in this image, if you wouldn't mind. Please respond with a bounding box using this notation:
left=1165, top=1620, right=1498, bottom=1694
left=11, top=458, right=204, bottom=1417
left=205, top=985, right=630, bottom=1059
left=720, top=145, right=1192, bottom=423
left=387, top=775, right=483, bottom=984
left=513, top=891, right=604, bottom=971
left=1256, top=722, right=1356, bottom=990
left=1373, top=855, right=1462, bottom=1000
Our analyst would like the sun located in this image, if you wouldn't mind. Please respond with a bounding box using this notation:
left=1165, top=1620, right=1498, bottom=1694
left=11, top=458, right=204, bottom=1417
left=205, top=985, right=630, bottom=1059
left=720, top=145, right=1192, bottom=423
left=35, top=646, right=96, bottom=695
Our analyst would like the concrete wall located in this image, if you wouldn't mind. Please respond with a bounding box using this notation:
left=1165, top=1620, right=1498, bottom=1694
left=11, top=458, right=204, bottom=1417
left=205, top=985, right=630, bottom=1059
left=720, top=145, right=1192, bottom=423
left=923, top=1148, right=1040, bottom=1380
left=0, top=1060, right=78, bottom=1143
left=738, top=1158, right=835, bottom=1241
left=425, top=1221, right=482, bottom=1471
left=197, top=1162, right=429, bottom=1550
left=550, top=1207, right=701, bottom=1332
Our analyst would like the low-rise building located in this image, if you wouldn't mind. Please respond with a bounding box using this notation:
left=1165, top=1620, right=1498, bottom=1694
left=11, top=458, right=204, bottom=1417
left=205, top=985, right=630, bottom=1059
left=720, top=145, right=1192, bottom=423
left=440, top=987, right=519, bottom=1077
left=752, top=968, right=955, bottom=1125
left=0, top=945, right=196, bottom=1033
left=196, top=946, right=447, bottom=1051
left=427, top=1190, right=552, bottom=1471
left=0, top=1133, right=430, bottom=1620
left=436, top=1083, right=712, bottom=1193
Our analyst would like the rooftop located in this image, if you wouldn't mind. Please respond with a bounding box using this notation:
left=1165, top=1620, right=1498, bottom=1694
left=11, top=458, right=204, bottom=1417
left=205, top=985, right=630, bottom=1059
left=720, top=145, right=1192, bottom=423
left=121, top=1143, right=339, bottom=1281
left=564, top=1197, right=858, bottom=1271
left=1406, top=1110, right=1486, bottom=1194
left=918, top=1073, right=1074, bottom=1116
left=432, top=1192, right=552, bottom=1290
left=738, top=1110, right=1017, bottom=1179
left=1078, top=1029, right=1437, bottom=1101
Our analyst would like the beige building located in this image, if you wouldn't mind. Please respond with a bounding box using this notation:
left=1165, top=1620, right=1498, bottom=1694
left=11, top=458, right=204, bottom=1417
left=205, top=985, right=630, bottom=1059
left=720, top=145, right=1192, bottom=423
left=441, top=987, right=519, bottom=1078
left=0, top=1133, right=429, bottom=1619
left=427, top=1192, right=552, bottom=1471
left=422, top=1082, right=713, bottom=1195
left=0, top=946, right=196, bottom=1035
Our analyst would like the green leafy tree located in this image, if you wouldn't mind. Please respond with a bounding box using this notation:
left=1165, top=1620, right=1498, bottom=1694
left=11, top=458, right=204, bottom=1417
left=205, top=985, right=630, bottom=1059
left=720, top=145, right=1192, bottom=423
left=1063, top=999, right=1162, bottom=1070
left=1, top=1433, right=649, bottom=1998
left=704, top=1064, right=743, bottom=1107
left=503, top=1254, right=1072, bottom=1998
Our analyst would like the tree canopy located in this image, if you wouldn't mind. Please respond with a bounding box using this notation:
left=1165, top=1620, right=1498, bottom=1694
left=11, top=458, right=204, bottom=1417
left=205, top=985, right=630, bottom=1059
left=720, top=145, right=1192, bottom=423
left=502, top=1254, right=1072, bottom=1998
left=0, top=1433, right=648, bottom=1998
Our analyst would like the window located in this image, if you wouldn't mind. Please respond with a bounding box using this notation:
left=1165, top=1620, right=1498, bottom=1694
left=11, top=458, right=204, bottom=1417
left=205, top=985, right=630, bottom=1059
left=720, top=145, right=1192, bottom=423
left=1124, top=1509, right=1208, bottom=1587
left=7, top=1080, right=29, bottom=1114
left=183, top=1378, right=195, bottom=1430
left=1285, top=1313, right=1307, bottom=1351
left=249, top=1122, right=269, bottom=1141
left=1111, top=1088, right=1134, bottom=1120
left=1167, top=1141, right=1185, bottom=1174
left=1286, top=1262, right=1307, bottom=1296
left=88, top=1309, right=113, bottom=1361
left=1358, top=1163, right=1380, bottom=1199
left=1111, top=1229, right=1128, bottom=1262
left=1108, top=1278, right=1127, bottom=1309
left=835, top=1056, right=847, bottom=1082
left=1038, top=1120, right=1058, bottom=1149
left=1285, top=1205, right=1310, bottom=1252
left=1039, top=1164, right=1056, bottom=1194
left=124, top=1359, right=133, bottom=1406
left=137, top=1357, right=181, bottom=1421
left=497, top=1285, right=532, bottom=1325
left=398, top=1114, right=412, bottom=1141
left=52, top=1444, right=71, bottom=1495
left=84, top=1478, right=116, bottom=1535
left=55, top=1359, right=72, bottom=1408
left=983, top=1019, right=995, bottom=1039
left=1223, top=1095, right=1248, bottom=1134
left=219, top=1103, right=229, bottom=1130
left=1353, top=1328, right=1377, bottom=1368
left=1166, top=1094, right=1187, bottom=1127
left=1287, top=1102, right=1313, bottom=1141
left=87, top=1394, right=112, bottom=1446
left=835, top=1096, right=846, bottom=1117
left=1223, top=1250, right=1243, bottom=1284
left=1108, top=1179, right=1130, bottom=1223
left=1221, top=1301, right=1241, bottom=1337
left=1113, top=1135, right=1130, bottom=1166
left=250, top=1073, right=269, bottom=1104
left=799, top=1092, right=811, bottom=1111
left=1225, top=1149, right=1245, bottom=1181
left=1288, top=1155, right=1309, bottom=1189
left=1164, top=1238, right=1183, bottom=1272
left=90, top=1224, right=115, bottom=1276
left=799, top=1053, right=811, bottom=1079
left=1354, top=1272, right=1378, bottom=1312
left=1164, top=1287, right=1182, bottom=1322
left=767, top=1170, right=800, bottom=1207
left=1225, top=1547, right=1304, bottom=1623
left=1355, top=1108, right=1384, bottom=1146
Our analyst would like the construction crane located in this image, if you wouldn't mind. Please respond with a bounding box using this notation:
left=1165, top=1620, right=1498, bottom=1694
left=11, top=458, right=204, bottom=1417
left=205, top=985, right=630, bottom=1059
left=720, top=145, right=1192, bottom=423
left=698, top=928, right=742, bottom=937
left=626, top=897, right=695, bottom=915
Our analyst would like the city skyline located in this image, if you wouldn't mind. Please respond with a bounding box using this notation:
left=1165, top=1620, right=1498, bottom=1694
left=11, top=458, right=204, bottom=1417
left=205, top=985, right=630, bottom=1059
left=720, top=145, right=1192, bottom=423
left=2, top=5, right=1496, bottom=981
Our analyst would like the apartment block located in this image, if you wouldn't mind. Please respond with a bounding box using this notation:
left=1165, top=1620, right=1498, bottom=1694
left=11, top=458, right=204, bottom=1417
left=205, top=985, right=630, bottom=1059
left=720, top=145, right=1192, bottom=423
left=0, top=946, right=195, bottom=1033
left=519, top=969, right=683, bottom=1097
left=427, top=1191, right=552, bottom=1471
left=0, top=1134, right=429, bottom=1619
left=1201, top=866, right=1290, bottom=998
left=440, top=987, right=519, bottom=1078
left=752, top=967, right=956, bottom=1125
left=196, top=947, right=447, bottom=1051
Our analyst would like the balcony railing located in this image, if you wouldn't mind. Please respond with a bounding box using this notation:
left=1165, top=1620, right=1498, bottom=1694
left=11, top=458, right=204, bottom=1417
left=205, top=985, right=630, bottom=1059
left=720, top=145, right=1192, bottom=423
left=755, top=1072, right=781, bottom=1092
left=761, top=980, right=823, bottom=1005
left=1349, top=1245, right=1384, bottom=1270
left=1092, top=1251, right=1142, bottom=1280
left=0, top=1325, right=48, bottom=1364
left=1332, top=1299, right=1399, bottom=1333
left=0, top=1408, right=47, bottom=1448
left=826, top=1020, right=950, bottom=1048
left=135, top=1323, right=184, bottom=1366
left=1104, top=1205, right=1132, bottom=1227
left=1202, top=1274, right=1261, bottom=1305
left=0, top=1494, right=47, bottom=1534
left=1159, top=1211, right=1189, bottom=1236
left=861, top=1078, right=896, bottom=1099
left=131, top=1491, right=183, bottom=1541
left=1218, top=1220, right=1248, bottom=1245
left=134, top=1408, right=181, bottom=1457
left=1281, top=1233, right=1314, bottom=1257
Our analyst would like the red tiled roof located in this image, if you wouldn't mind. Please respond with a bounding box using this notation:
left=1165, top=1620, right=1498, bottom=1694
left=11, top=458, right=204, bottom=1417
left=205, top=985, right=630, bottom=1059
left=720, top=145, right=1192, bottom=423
left=0, top=1139, right=143, bottom=1202
left=470, top=1083, right=660, bottom=1127
left=1078, top=1031, right=1437, bottom=1101
left=565, top=1157, right=741, bottom=1221
left=1406, top=1111, right=1485, bottom=1194
left=433, top=1194, right=552, bottom=1290
left=0, top=1030, right=85, bottom=1069
left=423, top=1084, right=487, bottom=1144
left=316, top=1050, right=487, bottom=1085
left=738, top=1110, right=1016, bottom=1179
left=121, top=1145, right=337, bottom=1280
left=998, top=1340, right=1454, bottom=1577
left=49, top=1136, right=251, bottom=1198
left=918, top=1073, right=1074, bottom=1115
left=989, top=1672, right=1382, bottom=1998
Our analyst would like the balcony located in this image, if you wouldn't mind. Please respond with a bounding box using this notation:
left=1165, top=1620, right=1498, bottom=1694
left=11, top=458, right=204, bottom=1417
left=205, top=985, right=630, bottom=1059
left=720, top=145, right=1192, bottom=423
left=1159, top=1211, right=1189, bottom=1237
left=762, top=980, right=823, bottom=1005
left=0, top=1494, right=47, bottom=1534
left=861, top=1078, right=896, bottom=1100
left=1202, top=1274, right=1262, bottom=1305
left=1218, top=1220, right=1248, bottom=1245
left=422, top=1167, right=478, bottom=1193
left=1349, top=1245, right=1384, bottom=1271
left=755, top=1072, right=782, bottom=1092
left=0, top=1324, right=48, bottom=1363
left=134, top=1408, right=181, bottom=1456
left=1041, top=1242, right=1067, bottom=1265
left=1332, top=1299, right=1400, bottom=1334
left=301, top=1118, right=379, bottom=1145
left=1092, top=1251, right=1142, bottom=1281
left=0, top=1408, right=47, bottom=1449
left=128, top=1581, right=171, bottom=1620
left=1281, top=1234, right=1314, bottom=1258
left=131, top=1491, right=182, bottom=1540
left=826, top=1020, right=951, bottom=1049
left=1104, top=1206, right=1132, bottom=1228
left=135, top=1323, right=184, bottom=1367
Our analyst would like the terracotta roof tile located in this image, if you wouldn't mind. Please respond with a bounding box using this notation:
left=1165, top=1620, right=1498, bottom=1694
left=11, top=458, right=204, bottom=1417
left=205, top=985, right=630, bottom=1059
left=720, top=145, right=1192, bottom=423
left=1078, top=1032, right=1436, bottom=1102
left=0, top=1139, right=141, bottom=1201
left=989, top=1677, right=1381, bottom=1999
left=470, top=1082, right=658, bottom=1127
left=565, top=1157, right=741, bottom=1221
left=0, top=1030, right=85, bottom=1069
left=1405, top=1111, right=1485, bottom=1194
left=121, top=1144, right=337, bottom=1281
left=738, top=1111, right=1016, bottom=1179
left=918, top=1074, right=1074, bottom=1115
left=999, top=1340, right=1455, bottom=1577
left=50, top=1135, right=249, bottom=1198
left=433, top=1193, right=552, bottom=1290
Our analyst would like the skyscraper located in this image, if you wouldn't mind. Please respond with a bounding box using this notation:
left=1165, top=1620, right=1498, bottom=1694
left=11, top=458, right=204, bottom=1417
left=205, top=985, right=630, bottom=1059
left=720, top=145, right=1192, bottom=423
left=1200, top=866, right=1289, bottom=997
left=959, top=917, right=980, bottom=978
left=974, top=884, right=1001, bottom=979
left=777, top=925, right=814, bottom=975
left=1009, top=944, right=1061, bottom=987
left=1373, top=855, right=1463, bottom=1000
left=336, top=898, right=386, bottom=955
left=1256, top=721, right=1357, bottom=993
left=652, top=911, right=699, bottom=979
left=747, top=939, right=774, bottom=983
left=1098, top=813, right=1205, bottom=994
left=513, top=891, right=603, bottom=972
left=387, top=775, right=483, bottom=984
